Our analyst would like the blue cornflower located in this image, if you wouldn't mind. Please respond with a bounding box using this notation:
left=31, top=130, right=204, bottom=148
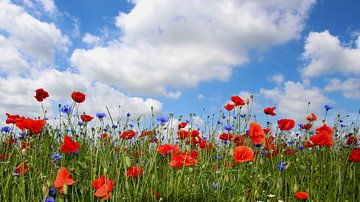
left=298, top=145, right=304, bottom=150
left=45, top=197, right=55, bottom=202
left=60, top=105, right=72, bottom=114
left=240, top=114, right=246, bottom=118
left=112, top=125, right=118, bottom=129
left=213, top=155, right=222, bottom=160
left=278, top=162, right=286, bottom=171
left=222, top=115, right=226, bottom=119
left=260, top=150, right=266, bottom=156
left=1, top=126, right=11, bottom=133
left=96, top=113, right=106, bottom=119
left=78, top=121, right=84, bottom=126
left=339, top=119, right=344, bottom=123
left=127, top=112, right=131, bottom=117
left=129, top=124, right=134, bottom=128
left=49, top=187, right=57, bottom=196
left=213, top=182, right=218, bottom=189
left=324, top=105, right=333, bottom=111
left=255, top=143, right=262, bottom=147
left=51, top=153, right=61, bottom=161
left=19, top=132, right=26, bottom=138
left=224, top=125, right=233, bottom=131
left=341, top=124, right=346, bottom=128
left=70, top=150, right=80, bottom=155
left=157, top=116, right=169, bottom=125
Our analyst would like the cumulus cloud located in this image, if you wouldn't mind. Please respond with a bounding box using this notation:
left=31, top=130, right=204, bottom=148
left=71, top=0, right=315, bottom=97
left=0, top=0, right=69, bottom=74
left=302, top=30, right=360, bottom=78
left=0, top=69, right=163, bottom=121
left=325, top=78, right=360, bottom=100
left=269, top=73, right=284, bottom=85
left=82, top=33, right=101, bottom=47
left=260, top=81, right=332, bottom=121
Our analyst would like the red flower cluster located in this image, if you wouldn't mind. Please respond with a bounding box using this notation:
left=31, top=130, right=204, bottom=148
left=93, top=175, right=114, bottom=200
left=224, top=95, right=245, bottom=111
left=156, top=144, right=179, bottom=155
left=310, top=124, right=334, bottom=147
left=169, top=151, right=198, bottom=167
left=15, top=117, right=46, bottom=134
left=126, top=166, right=143, bottom=178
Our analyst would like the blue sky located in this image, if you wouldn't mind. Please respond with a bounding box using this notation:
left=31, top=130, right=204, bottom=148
left=0, top=0, right=359, bottom=125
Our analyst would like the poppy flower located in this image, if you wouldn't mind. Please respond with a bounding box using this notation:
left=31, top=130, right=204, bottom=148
left=300, top=123, right=312, bottom=130
left=294, top=191, right=309, bottom=200
left=100, top=133, right=109, bottom=140
left=5, top=113, right=21, bottom=124
left=306, top=113, right=317, bottom=121
left=177, top=130, right=190, bottom=140
left=80, top=114, right=93, bottom=123
left=346, top=135, right=357, bottom=145
left=14, top=163, right=28, bottom=176
left=15, top=118, right=46, bottom=134
left=263, top=128, right=271, bottom=134
left=178, top=122, right=187, bottom=129
left=233, top=146, right=255, bottom=163
left=248, top=122, right=265, bottom=144
left=231, top=96, right=245, bottom=107
left=169, top=151, right=198, bottom=167
left=120, top=130, right=136, bottom=139
left=191, top=130, right=200, bottom=137
left=60, top=135, right=80, bottom=153
left=71, top=91, right=86, bottom=103
left=140, top=130, right=156, bottom=138
left=224, top=103, right=235, bottom=111
left=93, top=175, right=114, bottom=200
left=233, top=135, right=245, bottom=146
left=156, top=144, right=180, bottom=155
left=349, top=148, right=360, bottom=162
left=278, top=119, right=295, bottom=131
left=310, top=132, right=333, bottom=147
left=219, top=133, right=233, bottom=141
left=315, top=124, right=334, bottom=136
left=199, top=140, right=214, bottom=150
left=264, top=107, right=276, bottom=116
left=34, top=88, right=49, bottom=102
left=126, top=166, right=143, bottom=178
left=54, top=167, right=75, bottom=193
left=284, top=148, right=295, bottom=155
left=303, top=141, right=313, bottom=148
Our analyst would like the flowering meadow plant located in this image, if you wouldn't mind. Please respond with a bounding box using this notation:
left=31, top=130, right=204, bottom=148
left=0, top=90, right=359, bottom=201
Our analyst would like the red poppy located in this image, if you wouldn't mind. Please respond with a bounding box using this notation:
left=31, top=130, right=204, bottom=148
left=177, top=130, right=190, bottom=140
left=15, top=118, right=46, bottom=134
left=178, top=122, right=187, bottom=129
left=54, top=167, right=75, bottom=193
left=156, top=144, right=180, bottom=155
left=169, top=151, right=198, bottom=167
left=264, top=107, right=276, bottom=116
left=199, top=140, right=214, bottom=150
left=224, top=103, right=235, bottom=111
left=80, top=114, right=93, bottom=123
left=263, top=127, right=271, bottom=134
left=294, top=191, right=309, bottom=200
left=5, top=113, right=21, bottom=124
left=126, top=166, right=143, bottom=178
left=264, top=143, right=276, bottom=151
left=139, top=130, right=156, bottom=138
left=233, top=135, right=245, bottom=146
left=233, top=146, right=255, bottom=163
left=349, top=148, right=360, bottom=162
left=231, top=95, right=245, bottom=107
left=219, top=132, right=233, bottom=141
left=300, top=123, right=312, bottom=130
left=191, top=130, right=200, bottom=137
left=285, top=148, right=296, bottom=155
left=315, top=124, right=334, bottom=136
left=278, top=119, right=295, bottom=131
left=265, top=136, right=275, bottom=144
left=120, top=130, right=136, bottom=139
left=303, top=141, right=313, bottom=148
left=310, top=132, right=333, bottom=147
left=100, top=133, right=109, bottom=140
left=306, top=113, right=317, bottom=121
left=71, top=91, right=86, bottom=103
left=60, top=135, right=80, bottom=153
left=248, top=122, right=265, bottom=144
left=190, top=136, right=202, bottom=145
left=93, top=175, right=114, bottom=200
left=346, top=135, right=358, bottom=145
left=15, top=163, right=28, bottom=175
left=34, top=88, right=49, bottom=102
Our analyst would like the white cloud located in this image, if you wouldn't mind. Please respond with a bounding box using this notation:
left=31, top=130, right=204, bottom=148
left=0, top=69, right=163, bottom=122
left=325, top=78, right=360, bottom=100
left=197, top=94, right=205, bottom=100
left=82, top=33, right=101, bottom=46
left=260, top=81, right=332, bottom=121
left=38, top=0, right=56, bottom=14
left=0, top=0, right=69, bottom=73
left=71, top=0, right=315, bottom=97
left=302, top=30, right=360, bottom=78
left=269, top=73, right=284, bottom=85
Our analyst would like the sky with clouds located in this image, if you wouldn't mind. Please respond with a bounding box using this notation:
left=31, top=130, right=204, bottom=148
left=0, top=0, right=359, bottom=125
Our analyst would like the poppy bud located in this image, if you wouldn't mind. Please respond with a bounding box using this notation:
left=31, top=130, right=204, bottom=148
left=21, top=148, right=27, bottom=156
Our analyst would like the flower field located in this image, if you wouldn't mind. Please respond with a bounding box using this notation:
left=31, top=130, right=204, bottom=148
left=1, top=89, right=360, bottom=201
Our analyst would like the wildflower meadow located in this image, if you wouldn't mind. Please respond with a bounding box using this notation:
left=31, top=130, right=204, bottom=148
left=0, top=89, right=359, bottom=201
